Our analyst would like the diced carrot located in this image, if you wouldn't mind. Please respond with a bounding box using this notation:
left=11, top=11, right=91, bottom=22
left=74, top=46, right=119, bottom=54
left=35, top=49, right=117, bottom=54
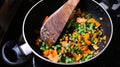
left=77, top=43, right=81, bottom=50
left=77, top=43, right=81, bottom=47
left=94, top=38, right=99, bottom=43
left=93, top=33, right=97, bottom=38
left=70, top=44, right=74, bottom=49
left=84, top=33, right=91, bottom=45
left=61, top=47, right=65, bottom=54
left=73, top=53, right=82, bottom=62
left=35, top=40, right=40, bottom=46
left=93, top=45, right=99, bottom=50
left=73, top=53, right=77, bottom=57
left=84, top=49, right=91, bottom=54
left=76, top=55, right=82, bottom=62
left=82, top=46, right=91, bottom=54
left=84, top=33, right=90, bottom=39
left=42, top=16, right=49, bottom=25
left=43, top=49, right=59, bottom=62
left=43, top=50, right=50, bottom=57
left=98, top=30, right=103, bottom=36
left=65, top=36, right=68, bottom=41
left=103, top=35, right=107, bottom=40
left=82, top=46, right=87, bottom=51
left=76, top=17, right=87, bottom=25
left=85, top=39, right=91, bottom=45
left=78, top=43, right=81, bottom=50
left=60, top=41, right=68, bottom=46
left=89, top=18, right=101, bottom=27
left=78, top=35, right=82, bottom=42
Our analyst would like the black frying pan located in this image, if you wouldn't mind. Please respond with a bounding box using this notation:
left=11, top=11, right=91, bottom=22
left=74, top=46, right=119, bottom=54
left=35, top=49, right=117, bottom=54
left=2, top=0, right=113, bottom=65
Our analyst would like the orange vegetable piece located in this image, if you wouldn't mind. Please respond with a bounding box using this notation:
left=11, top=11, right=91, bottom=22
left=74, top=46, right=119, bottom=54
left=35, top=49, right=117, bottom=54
left=77, top=43, right=81, bottom=50
left=65, top=36, right=68, bottom=41
left=70, top=44, right=75, bottom=49
left=43, top=49, right=59, bottom=62
left=84, top=49, right=91, bottom=54
left=82, top=46, right=87, bottom=51
left=42, top=16, right=49, bottom=25
left=84, top=39, right=91, bottom=45
left=76, top=17, right=87, bottom=25
left=60, top=41, right=68, bottom=46
left=78, top=35, right=82, bottom=42
left=84, top=33, right=90, bottom=39
left=35, top=40, right=40, bottom=46
left=93, top=33, right=97, bottom=38
left=82, top=46, right=91, bottom=54
left=94, top=38, right=99, bottom=43
left=103, top=35, right=107, bottom=40
left=89, top=18, right=101, bottom=27
left=84, top=33, right=91, bottom=45
left=73, top=53, right=82, bottom=62
left=61, top=47, right=65, bottom=54
left=98, top=30, right=103, bottom=36
left=76, top=55, right=82, bottom=62
left=93, top=45, right=99, bottom=50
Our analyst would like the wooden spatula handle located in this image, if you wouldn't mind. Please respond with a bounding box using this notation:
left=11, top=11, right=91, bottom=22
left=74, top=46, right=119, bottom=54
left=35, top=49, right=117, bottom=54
left=40, top=0, right=80, bottom=46
left=60, top=0, right=80, bottom=18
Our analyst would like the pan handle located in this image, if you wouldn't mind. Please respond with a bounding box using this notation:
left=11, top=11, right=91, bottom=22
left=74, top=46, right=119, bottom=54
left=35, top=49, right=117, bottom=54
left=2, top=41, right=32, bottom=65
left=19, top=43, right=32, bottom=56
left=93, top=0, right=118, bottom=10
left=101, top=0, right=118, bottom=8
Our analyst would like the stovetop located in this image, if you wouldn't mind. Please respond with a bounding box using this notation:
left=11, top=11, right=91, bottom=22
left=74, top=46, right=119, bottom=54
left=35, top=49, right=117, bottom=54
left=0, top=0, right=120, bottom=67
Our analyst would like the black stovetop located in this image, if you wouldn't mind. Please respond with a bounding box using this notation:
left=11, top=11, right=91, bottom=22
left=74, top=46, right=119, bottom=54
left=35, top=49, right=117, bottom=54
left=0, top=0, right=120, bottom=67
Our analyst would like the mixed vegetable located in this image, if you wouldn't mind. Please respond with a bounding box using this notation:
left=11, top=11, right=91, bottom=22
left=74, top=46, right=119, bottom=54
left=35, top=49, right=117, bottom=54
left=35, top=8, right=106, bottom=63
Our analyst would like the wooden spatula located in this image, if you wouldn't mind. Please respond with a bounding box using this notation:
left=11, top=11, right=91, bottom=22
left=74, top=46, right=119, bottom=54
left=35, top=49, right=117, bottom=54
left=40, top=0, right=80, bottom=46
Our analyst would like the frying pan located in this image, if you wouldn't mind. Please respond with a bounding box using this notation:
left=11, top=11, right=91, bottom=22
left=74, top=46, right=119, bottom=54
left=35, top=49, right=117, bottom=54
left=2, top=0, right=113, bottom=65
